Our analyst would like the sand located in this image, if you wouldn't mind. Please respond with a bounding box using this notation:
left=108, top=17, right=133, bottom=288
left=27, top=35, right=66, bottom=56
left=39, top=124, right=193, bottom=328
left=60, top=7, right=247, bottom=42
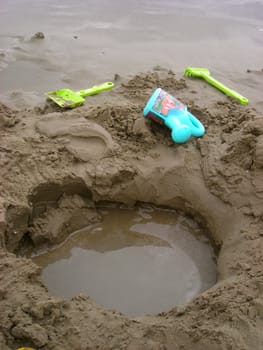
left=0, top=68, right=263, bottom=350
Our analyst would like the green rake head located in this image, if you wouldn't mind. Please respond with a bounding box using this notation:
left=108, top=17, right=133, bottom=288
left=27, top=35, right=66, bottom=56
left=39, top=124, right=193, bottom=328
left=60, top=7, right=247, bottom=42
left=183, top=67, right=211, bottom=77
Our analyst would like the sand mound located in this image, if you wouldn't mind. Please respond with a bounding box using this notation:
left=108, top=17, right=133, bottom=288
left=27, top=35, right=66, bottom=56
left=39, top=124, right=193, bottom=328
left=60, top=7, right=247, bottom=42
left=0, top=70, right=263, bottom=350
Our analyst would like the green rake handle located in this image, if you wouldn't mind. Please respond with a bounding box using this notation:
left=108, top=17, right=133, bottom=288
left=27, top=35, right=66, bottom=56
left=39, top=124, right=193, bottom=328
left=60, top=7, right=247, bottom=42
left=203, top=75, right=248, bottom=105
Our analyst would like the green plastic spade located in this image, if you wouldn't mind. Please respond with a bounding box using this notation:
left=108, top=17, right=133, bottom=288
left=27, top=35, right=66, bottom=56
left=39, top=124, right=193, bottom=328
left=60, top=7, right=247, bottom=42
left=45, top=81, right=115, bottom=108
left=184, top=67, right=248, bottom=105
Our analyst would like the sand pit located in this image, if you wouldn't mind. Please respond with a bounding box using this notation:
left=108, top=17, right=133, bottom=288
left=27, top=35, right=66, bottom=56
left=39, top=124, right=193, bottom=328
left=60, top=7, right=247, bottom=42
left=0, top=70, right=263, bottom=350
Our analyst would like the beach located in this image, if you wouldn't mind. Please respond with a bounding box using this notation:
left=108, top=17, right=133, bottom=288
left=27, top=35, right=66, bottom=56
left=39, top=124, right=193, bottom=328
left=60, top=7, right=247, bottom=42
left=0, top=1, right=263, bottom=349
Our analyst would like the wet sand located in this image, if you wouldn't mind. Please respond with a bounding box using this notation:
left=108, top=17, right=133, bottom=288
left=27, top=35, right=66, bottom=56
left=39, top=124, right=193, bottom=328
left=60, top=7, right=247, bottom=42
left=1, top=1, right=263, bottom=349
left=0, top=0, right=263, bottom=110
left=0, top=68, right=263, bottom=349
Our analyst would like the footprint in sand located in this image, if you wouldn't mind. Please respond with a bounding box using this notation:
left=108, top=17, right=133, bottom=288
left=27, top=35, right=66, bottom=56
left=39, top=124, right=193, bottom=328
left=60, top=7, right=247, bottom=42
left=36, top=113, right=115, bottom=162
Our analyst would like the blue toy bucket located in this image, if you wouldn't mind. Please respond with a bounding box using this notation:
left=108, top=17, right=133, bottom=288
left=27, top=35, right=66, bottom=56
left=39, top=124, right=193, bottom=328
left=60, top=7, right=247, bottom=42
left=143, top=88, right=205, bottom=143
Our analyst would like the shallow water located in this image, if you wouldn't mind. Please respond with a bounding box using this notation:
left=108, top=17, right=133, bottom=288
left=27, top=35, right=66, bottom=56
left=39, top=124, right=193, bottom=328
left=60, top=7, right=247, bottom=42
left=33, top=205, right=216, bottom=316
left=0, top=0, right=263, bottom=111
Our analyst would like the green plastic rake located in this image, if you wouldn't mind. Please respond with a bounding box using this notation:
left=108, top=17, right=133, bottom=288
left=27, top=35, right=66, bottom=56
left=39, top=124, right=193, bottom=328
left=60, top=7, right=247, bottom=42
left=184, top=67, right=248, bottom=105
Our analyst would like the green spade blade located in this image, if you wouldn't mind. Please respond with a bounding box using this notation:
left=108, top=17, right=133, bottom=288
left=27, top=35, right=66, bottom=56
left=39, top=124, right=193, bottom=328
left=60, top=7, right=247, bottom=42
left=45, top=82, right=115, bottom=108
left=45, top=88, right=85, bottom=108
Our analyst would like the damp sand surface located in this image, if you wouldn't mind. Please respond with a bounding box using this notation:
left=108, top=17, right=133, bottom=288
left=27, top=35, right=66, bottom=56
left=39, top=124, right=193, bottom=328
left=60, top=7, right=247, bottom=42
left=33, top=205, right=216, bottom=316
left=0, top=0, right=263, bottom=341
left=0, top=0, right=263, bottom=111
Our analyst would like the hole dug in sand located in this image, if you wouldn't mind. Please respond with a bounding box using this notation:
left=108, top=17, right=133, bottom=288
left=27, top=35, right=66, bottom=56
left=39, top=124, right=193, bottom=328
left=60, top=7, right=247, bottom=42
left=30, top=202, right=217, bottom=317
left=8, top=179, right=218, bottom=318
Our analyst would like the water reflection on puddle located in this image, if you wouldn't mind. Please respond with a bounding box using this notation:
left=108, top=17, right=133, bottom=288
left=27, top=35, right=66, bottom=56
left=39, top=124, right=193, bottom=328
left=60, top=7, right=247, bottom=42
left=33, top=205, right=217, bottom=316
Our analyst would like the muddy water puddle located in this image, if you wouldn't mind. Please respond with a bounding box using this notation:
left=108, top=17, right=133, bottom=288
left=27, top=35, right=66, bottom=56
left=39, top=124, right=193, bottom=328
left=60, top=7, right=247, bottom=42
left=33, top=205, right=216, bottom=316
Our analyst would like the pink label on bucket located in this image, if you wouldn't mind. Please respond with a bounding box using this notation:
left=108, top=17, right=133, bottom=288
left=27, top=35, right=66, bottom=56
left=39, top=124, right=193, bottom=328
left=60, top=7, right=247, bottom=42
left=152, top=89, right=185, bottom=117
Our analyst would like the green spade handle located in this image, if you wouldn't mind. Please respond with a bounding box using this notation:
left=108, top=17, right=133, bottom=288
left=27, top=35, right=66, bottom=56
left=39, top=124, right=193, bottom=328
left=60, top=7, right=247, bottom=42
left=78, top=82, right=115, bottom=97
left=203, top=75, right=248, bottom=105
